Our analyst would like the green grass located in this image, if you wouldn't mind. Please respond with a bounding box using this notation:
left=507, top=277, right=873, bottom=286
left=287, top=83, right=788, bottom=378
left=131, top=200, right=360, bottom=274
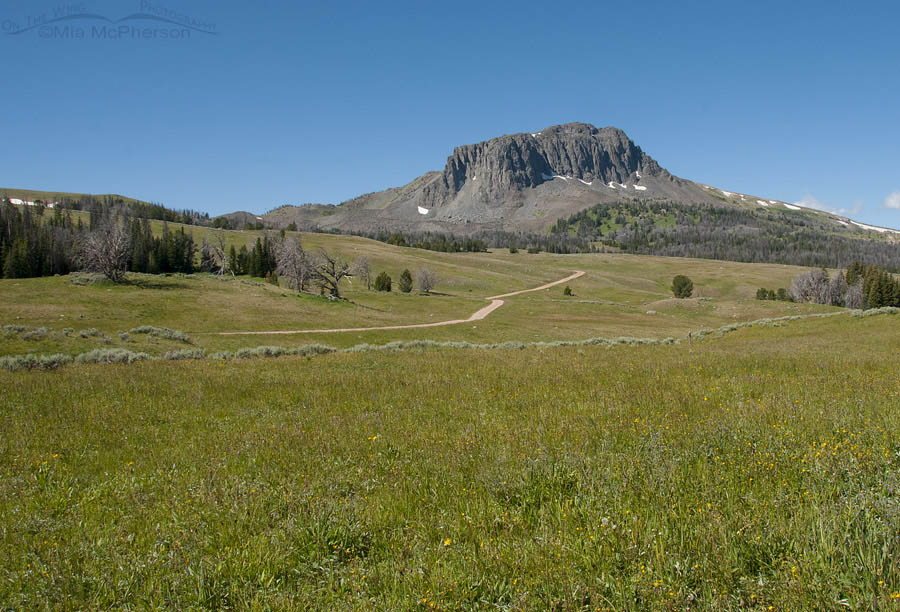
left=0, top=235, right=834, bottom=357
left=1, top=315, right=899, bottom=610
left=1, top=236, right=894, bottom=609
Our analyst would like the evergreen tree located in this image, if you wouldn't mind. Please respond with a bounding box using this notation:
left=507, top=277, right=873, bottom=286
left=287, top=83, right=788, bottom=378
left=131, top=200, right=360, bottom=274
left=237, top=245, right=249, bottom=275
left=398, top=269, right=413, bottom=293
left=671, top=275, right=694, bottom=298
left=374, top=271, right=392, bottom=292
left=228, top=245, right=239, bottom=274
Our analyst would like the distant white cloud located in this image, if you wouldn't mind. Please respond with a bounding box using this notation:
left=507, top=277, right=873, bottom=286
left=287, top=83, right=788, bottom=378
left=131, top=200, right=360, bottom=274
left=795, top=195, right=862, bottom=217
left=884, top=192, right=900, bottom=209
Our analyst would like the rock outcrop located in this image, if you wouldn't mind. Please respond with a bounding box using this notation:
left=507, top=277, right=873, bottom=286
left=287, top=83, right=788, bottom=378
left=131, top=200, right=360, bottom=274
left=424, top=124, right=665, bottom=205
left=249, top=123, right=734, bottom=233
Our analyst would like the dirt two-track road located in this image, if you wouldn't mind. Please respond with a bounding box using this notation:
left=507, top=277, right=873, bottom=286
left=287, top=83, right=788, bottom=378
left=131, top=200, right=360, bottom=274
left=217, top=270, right=586, bottom=336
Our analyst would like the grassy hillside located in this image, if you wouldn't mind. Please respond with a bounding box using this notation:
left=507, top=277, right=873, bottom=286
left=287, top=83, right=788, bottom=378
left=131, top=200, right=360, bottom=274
left=0, top=233, right=835, bottom=357
left=1, top=313, right=898, bottom=610
left=0, top=187, right=152, bottom=207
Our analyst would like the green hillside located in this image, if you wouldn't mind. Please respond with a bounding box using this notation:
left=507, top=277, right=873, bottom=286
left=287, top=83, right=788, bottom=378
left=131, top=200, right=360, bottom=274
left=0, top=187, right=152, bottom=207
left=1, top=232, right=836, bottom=357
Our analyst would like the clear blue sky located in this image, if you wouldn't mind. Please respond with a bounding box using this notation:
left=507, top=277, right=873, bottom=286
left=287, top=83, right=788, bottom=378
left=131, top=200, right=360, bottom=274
left=2, top=0, right=899, bottom=227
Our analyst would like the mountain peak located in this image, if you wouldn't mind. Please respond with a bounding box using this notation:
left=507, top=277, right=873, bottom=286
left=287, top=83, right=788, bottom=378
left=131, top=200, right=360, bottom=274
left=534, top=122, right=613, bottom=134
left=421, top=122, right=668, bottom=207
left=268, top=122, right=720, bottom=234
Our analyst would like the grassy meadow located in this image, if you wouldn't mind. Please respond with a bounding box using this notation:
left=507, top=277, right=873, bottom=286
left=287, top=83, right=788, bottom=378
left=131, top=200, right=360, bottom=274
left=1, top=314, right=899, bottom=610
left=0, top=231, right=835, bottom=357
left=2, top=233, right=898, bottom=610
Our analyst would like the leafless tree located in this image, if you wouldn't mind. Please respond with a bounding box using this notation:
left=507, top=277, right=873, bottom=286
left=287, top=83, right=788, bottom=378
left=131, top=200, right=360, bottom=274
left=200, top=233, right=233, bottom=277
left=199, top=238, right=216, bottom=273
left=789, top=268, right=829, bottom=303
left=208, top=232, right=233, bottom=278
left=353, top=256, right=371, bottom=290
left=75, top=217, right=131, bottom=282
left=825, top=271, right=847, bottom=306
left=845, top=280, right=864, bottom=309
left=276, top=235, right=311, bottom=292
left=415, top=267, right=438, bottom=293
left=312, top=249, right=352, bottom=298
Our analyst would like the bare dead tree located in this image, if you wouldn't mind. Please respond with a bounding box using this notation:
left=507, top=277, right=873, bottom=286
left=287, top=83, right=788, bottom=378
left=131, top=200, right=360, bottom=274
left=200, top=233, right=232, bottom=277
left=825, top=271, right=847, bottom=306
left=789, top=268, right=829, bottom=303
left=213, top=232, right=232, bottom=278
left=199, top=238, right=217, bottom=273
left=75, top=216, right=131, bottom=282
left=353, top=256, right=371, bottom=290
left=312, top=249, right=352, bottom=298
left=275, top=235, right=310, bottom=292
left=415, top=267, right=438, bottom=293
left=845, top=280, right=864, bottom=309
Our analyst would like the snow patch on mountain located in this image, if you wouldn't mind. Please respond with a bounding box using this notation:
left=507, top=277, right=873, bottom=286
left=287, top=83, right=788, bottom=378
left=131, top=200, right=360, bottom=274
left=851, top=221, right=899, bottom=234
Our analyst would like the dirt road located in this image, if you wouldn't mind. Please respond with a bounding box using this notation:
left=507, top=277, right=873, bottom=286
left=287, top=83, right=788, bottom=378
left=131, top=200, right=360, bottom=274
left=217, top=270, right=585, bottom=336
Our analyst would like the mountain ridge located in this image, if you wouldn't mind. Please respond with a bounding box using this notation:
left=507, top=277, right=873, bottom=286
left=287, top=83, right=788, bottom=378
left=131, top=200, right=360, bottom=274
left=256, top=122, right=894, bottom=237
left=5, top=123, right=899, bottom=239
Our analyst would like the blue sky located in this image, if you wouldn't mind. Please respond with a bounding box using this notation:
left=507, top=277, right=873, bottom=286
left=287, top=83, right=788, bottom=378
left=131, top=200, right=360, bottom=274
left=2, top=0, right=899, bottom=227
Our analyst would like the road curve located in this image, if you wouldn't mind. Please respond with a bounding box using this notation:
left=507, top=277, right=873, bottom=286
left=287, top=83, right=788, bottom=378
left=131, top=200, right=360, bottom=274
left=217, top=270, right=585, bottom=336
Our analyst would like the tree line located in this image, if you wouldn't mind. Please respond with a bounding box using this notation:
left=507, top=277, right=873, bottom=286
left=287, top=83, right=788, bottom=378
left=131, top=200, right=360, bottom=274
left=127, top=218, right=197, bottom=274
left=786, top=261, right=900, bottom=309
left=1, top=201, right=83, bottom=278
left=550, top=199, right=900, bottom=270
left=0, top=192, right=209, bottom=226
left=267, top=236, right=437, bottom=298
left=323, top=226, right=595, bottom=255
left=847, top=261, right=900, bottom=308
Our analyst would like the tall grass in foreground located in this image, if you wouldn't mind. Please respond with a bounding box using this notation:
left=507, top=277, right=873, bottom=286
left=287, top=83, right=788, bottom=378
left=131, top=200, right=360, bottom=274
left=1, top=316, right=899, bottom=610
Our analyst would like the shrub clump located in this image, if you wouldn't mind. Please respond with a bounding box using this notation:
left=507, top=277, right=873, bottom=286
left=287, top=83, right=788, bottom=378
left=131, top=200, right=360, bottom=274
left=79, top=328, right=102, bottom=338
left=210, top=344, right=336, bottom=360
left=235, top=346, right=286, bottom=359
left=0, top=353, right=73, bottom=372
left=850, top=306, right=900, bottom=318
left=21, top=327, right=50, bottom=341
left=2, top=325, right=28, bottom=338
left=163, top=349, right=206, bottom=360
left=289, top=344, right=336, bottom=357
left=128, top=326, right=192, bottom=344
left=74, top=349, right=150, bottom=365
left=68, top=273, right=104, bottom=286
left=690, top=311, right=846, bottom=341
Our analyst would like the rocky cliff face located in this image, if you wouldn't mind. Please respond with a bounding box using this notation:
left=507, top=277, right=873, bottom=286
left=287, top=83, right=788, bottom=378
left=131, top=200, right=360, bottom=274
left=257, top=122, right=728, bottom=233
left=421, top=123, right=668, bottom=208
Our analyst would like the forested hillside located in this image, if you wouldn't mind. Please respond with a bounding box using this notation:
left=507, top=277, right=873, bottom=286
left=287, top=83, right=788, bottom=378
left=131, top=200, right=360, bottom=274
left=550, top=200, right=900, bottom=270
